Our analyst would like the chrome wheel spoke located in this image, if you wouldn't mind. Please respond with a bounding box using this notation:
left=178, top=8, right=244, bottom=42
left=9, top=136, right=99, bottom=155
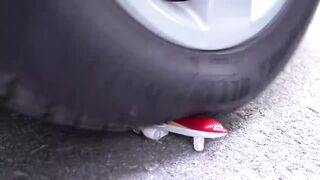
left=184, top=0, right=215, bottom=29
left=117, top=0, right=287, bottom=50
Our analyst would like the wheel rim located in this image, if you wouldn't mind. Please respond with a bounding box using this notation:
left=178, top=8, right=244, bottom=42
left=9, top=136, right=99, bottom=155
left=117, top=0, right=287, bottom=50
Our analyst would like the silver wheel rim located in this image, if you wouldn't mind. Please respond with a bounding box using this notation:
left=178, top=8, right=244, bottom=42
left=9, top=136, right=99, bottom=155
left=117, top=0, right=287, bottom=50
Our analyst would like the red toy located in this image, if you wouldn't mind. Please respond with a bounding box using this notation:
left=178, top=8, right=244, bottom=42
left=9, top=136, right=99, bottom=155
left=135, top=116, right=228, bottom=151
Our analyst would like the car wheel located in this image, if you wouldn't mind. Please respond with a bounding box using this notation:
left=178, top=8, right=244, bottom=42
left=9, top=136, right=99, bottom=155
left=0, top=0, right=318, bottom=130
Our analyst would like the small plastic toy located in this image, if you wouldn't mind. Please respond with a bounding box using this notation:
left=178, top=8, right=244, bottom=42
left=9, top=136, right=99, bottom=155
left=135, top=116, right=228, bottom=151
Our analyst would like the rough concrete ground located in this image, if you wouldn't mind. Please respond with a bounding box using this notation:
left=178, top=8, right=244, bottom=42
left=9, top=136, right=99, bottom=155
left=1, top=7, right=320, bottom=180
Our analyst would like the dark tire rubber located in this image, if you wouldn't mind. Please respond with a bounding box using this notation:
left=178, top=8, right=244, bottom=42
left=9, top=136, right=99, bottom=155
left=0, top=0, right=318, bottom=130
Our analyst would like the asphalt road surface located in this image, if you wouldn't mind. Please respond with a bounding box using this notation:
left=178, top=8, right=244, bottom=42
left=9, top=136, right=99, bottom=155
left=1, top=8, right=320, bottom=180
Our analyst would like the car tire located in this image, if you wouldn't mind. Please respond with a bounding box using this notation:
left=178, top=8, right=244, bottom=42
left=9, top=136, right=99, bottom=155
left=0, top=0, right=318, bottom=130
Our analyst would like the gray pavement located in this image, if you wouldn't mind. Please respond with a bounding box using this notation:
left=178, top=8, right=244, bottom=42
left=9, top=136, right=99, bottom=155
left=1, top=8, right=320, bottom=180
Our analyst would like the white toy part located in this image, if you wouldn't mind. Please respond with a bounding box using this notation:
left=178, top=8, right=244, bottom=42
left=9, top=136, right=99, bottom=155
left=140, top=126, right=169, bottom=140
left=193, top=137, right=205, bottom=152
